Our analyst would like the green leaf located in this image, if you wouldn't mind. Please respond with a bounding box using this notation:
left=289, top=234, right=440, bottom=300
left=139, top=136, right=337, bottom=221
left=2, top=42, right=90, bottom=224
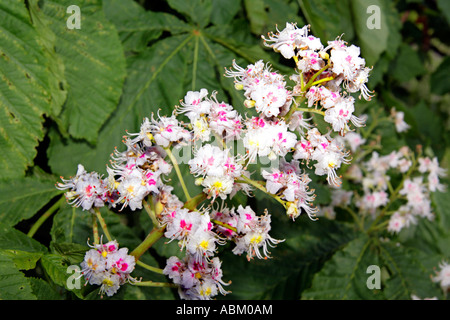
left=0, top=0, right=56, bottom=178
left=0, top=249, right=43, bottom=271
left=40, top=253, right=83, bottom=298
left=244, top=0, right=268, bottom=35
left=29, top=277, right=62, bottom=300
left=0, top=251, right=36, bottom=300
left=350, top=0, right=401, bottom=66
left=210, top=0, right=241, bottom=26
left=41, top=0, right=126, bottom=143
left=299, top=0, right=354, bottom=43
left=48, top=34, right=192, bottom=177
left=28, top=0, right=68, bottom=118
left=50, top=242, right=88, bottom=265
left=390, top=43, right=427, bottom=83
left=103, top=0, right=191, bottom=53
left=0, top=176, right=63, bottom=227
left=50, top=202, right=93, bottom=245
left=167, top=0, right=213, bottom=28
left=219, top=217, right=356, bottom=299
left=379, top=242, right=442, bottom=299
left=302, top=234, right=384, bottom=300
left=430, top=56, right=450, bottom=96
left=0, top=222, right=48, bottom=253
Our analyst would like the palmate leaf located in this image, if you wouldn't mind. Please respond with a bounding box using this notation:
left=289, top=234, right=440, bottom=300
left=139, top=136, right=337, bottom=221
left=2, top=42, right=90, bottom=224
left=217, top=214, right=357, bottom=300
left=0, top=252, right=36, bottom=300
left=302, top=234, right=385, bottom=300
left=379, top=241, right=442, bottom=300
left=47, top=0, right=285, bottom=179
left=39, top=0, right=126, bottom=143
left=0, top=0, right=57, bottom=179
left=0, top=176, right=63, bottom=227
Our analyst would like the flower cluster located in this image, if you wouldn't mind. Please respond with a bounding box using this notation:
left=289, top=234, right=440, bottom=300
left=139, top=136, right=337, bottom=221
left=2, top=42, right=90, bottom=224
left=80, top=240, right=137, bottom=297
left=56, top=143, right=173, bottom=213
left=160, top=200, right=283, bottom=299
left=56, top=22, right=377, bottom=300
left=261, top=22, right=372, bottom=131
left=316, top=128, right=447, bottom=234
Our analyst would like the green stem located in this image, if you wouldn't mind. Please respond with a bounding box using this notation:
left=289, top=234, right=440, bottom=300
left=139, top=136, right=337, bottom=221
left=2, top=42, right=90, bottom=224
left=164, top=146, right=191, bottom=201
left=183, top=192, right=207, bottom=211
left=27, top=196, right=65, bottom=238
left=211, top=219, right=237, bottom=233
left=191, top=34, right=199, bottom=91
left=238, top=175, right=287, bottom=208
left=136, top=260, right=164, bottom=275
left=94, top=207, right=112, bottom=242
left=143, top=198, right=159, bottom=228
left=92, top=213, right=99, bottom=245
left=339, top=205, right=363, bottom=231
left=304, top=62, right=331, bottom=89
left=130, top=226, right=165, bottom=261
left=132, top=280, right=178, bottom=288
left=295, top=107, right=325, bottom=116
left=310, top=76, right=334, bottom=87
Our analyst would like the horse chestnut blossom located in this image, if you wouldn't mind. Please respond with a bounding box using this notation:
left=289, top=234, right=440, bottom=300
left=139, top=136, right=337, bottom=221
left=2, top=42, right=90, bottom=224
left=80, top=240, right=137, bottom=297
left=55, top=22, right=405, bottom=300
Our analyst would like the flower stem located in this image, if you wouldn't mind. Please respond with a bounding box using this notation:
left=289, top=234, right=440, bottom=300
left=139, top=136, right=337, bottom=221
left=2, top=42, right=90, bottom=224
left=27, top=196, right=65, bottom=238
left=143, top=197, right=159, bottom=228
left=130, top=226, right=165, bottom=261
left=238, top=175, right=287, bottom=208
left=92, top=214, right=99, bottom=245
left=304, top=62, right=331, bottom=89
left=132, top=280, right=178, bottom=288
left=295, top=107, right=325, bottom=116
left=136, top=260, right=164, bottom=275
left=211, top=219, right=237, bottom=233
left=164, top=146, right=191, bottom=201
left=183, top=192, right=207, bottom=211
left=93, top=207, right=112, bottom=242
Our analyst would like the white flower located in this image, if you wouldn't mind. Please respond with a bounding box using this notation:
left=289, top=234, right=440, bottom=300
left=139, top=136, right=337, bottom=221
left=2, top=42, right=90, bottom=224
left=208, top=98, right=242, bottom=140
left=164, top=208, right=200, bottom=242
left=297, top=49, right=325, bottom=72
left=80, top=240, right=136, bottom=298
left=391, top=108, right=410, bottom=133
left=202, top=175, right=235, bottom=200
left=178, top=88, right=211, bottom=121
left=340, top=131, right=366, bottom=153
left=191, top=115, right=211, bottom=142
left=56, top=164, right=106, bottom=211
left=232, top=209, right=284, bottom=260
left=163, top=255, right=230, bottom=300
left=250, top=83, right=290, bottom=117
left=243, top=118, right=297, bottom=162
left=432, top=261, right=450, bottom=293
left=329, top=44, right=366, bottom=81
left=387, top=207, right=416, bottom=234
left=150, top=113, right=191, bottom=148
left=288, top=111, right=312, bottom=133
left=324, top=96, right=365, bottom=134
left=345, top=67, right=374, bottom=100
left=261, top=22, right=309, bottom=59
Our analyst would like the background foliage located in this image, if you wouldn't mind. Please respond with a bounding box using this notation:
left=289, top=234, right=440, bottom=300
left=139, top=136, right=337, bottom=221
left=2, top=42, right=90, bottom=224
left=0, top=0, right=448, bottom=300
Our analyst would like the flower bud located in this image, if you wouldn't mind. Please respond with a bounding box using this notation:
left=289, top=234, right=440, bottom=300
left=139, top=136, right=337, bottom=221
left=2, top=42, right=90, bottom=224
left=234, top=83, right=244, bottom=90
left=244, top=99, right=256, bottom=108
left=195, top=177, right=204, bottom=186
left=319, top=51, right=329, bottom=60
left=286, top=202, right=300, bottom=220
